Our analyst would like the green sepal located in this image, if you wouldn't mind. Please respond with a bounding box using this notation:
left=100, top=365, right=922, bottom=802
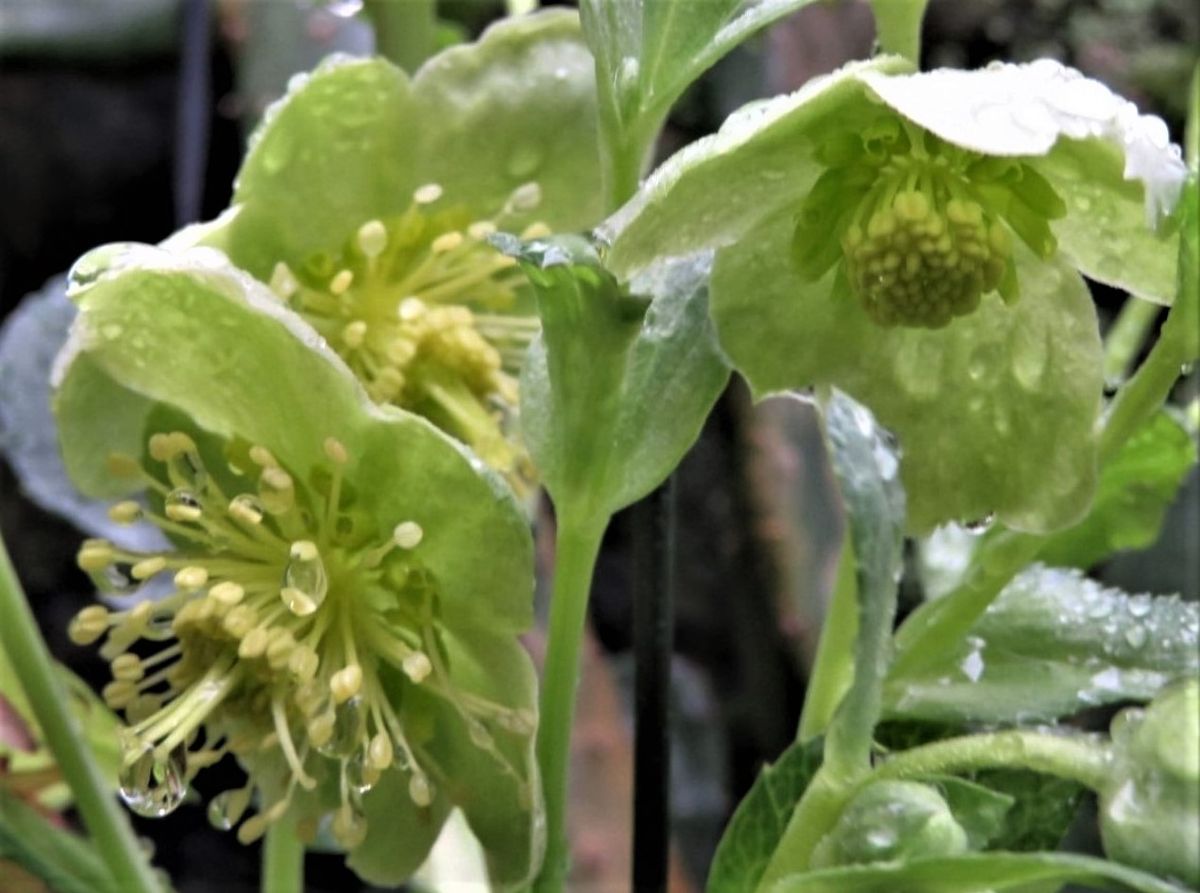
left=497, top=234, right=729, bottom=522
left=0, top=790, right=120, bottom=893
left=711, top=211, right=1103, bottom=534
left=54, top=248, right=535, bottom=636
left=228, top=10, right=602, bottom=280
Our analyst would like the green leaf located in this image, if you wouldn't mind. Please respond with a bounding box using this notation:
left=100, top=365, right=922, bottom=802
left=229, top=10, right=602, bottom=280
left=0, top=790, right=118, bottom=893
left=579, top=0, right=824, bottom=154
left=974, top=769, right=1085, bottom=853
left=711, top=216, right=1104, bottom=534
left=884, top=566, right=1199, bottom=724
left=1037, top=411, right=1197, bottom=569
left=765, top=852, right=1195, bottom=893
left=55, top=247, right=535, bottom=636
left=707, top=738, right=824, bottom=893
left=499, top=235, right=729, bottom=521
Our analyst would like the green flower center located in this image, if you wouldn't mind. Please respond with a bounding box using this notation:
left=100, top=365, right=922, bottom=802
left=792, top=117, right=1067, bottom=329
left=70, top=431, right=533, bottom=847
left=268, top=181, right=545, bottom=490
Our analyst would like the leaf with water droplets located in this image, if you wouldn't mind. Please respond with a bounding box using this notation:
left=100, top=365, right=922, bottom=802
left=711, top=212, right=1103, bottom=534
left=885, top=565, right=1199, bottom=724
left=1037, top=411, right=1196, bottom=570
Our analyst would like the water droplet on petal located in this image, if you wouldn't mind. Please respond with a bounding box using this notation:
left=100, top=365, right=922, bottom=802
left=1124, top=626, right=1147, bottom=649
left=281, top=541, right=327, bottom=616
left=119, top=741, right=188, bottom=818
left=506, top=144, right=543, bottom=179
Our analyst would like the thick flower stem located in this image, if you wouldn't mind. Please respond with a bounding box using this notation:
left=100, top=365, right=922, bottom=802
left=261, top=822, right=305, bottom=893
left=871, top=729, right=1111, bottom=793
left=363, top=0, right=437, bottom=73
left=0, top=535, right=162, bottom=893
left=868, top=0, right=929, bottom=63
left=533, top=511, right=607, bottom=893
left=797, top=537, right=858, bottom=743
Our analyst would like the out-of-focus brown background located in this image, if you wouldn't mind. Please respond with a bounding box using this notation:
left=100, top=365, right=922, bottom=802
left=1, top=1, right=1196, bottom=890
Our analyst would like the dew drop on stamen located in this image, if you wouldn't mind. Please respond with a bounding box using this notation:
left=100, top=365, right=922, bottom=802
left=282, top=540, right=328, bottom=615
left=165, top=489, right=203, bottom=523
left=118, top=741, right=189, bottom=818
left=207, top=788, right=251, bottom=831
left=315, top=696, right=365, bottom=758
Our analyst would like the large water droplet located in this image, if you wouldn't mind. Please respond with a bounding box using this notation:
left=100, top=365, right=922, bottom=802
left=281, top=541, right=327, bottom=616
left=67, top=243, right=150, bottom=296
left=315, top=697, right=364, bottom=758
left=119, top=741, right=188, bottom=818
left=345, top=751, right=377, bottom=794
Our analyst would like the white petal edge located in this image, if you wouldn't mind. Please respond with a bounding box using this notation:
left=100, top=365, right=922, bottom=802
left=860, top=60, right=1187, bottom=226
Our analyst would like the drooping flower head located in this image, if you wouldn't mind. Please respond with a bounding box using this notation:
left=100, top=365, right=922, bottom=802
left=601, top=58, right=1186, bottom=533
left=56, top=243, right=542, bottom=887
left=191, top=11, right=603, bottom=492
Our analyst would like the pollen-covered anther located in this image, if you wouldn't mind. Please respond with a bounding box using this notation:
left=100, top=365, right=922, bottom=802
left=431, top=231, right=464, bottom=254
left=393, top=521, right=423, bottom=549
left=330, top=665, right=363, bottom=704
left=68, top=605, right=111, bottom=645
left=329, top=269, right=354, bottom=296
left=77, top=540, right=115, bottom=572
left=401, top=651, right=432, bottom=683
left=132, top=556, right=167, bottom=580
left=174, top=566, right=209, bottom=591
left=108, top=501, right=143, bottom=524
left=413, top=182, right=443, bottom=205
left=843, top=190, right=1011, bottom=329
left=356, top=220, right=388, bottom=258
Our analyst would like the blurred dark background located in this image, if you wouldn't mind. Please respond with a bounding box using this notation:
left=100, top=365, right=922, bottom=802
left=1, top=1, right=1196, bottom=891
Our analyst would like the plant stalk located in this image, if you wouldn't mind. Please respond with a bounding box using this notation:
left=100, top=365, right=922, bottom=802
left=0, top=536, right=162, bottom=893
left=363, top=0, right=437, bottom=72
left=1102, top=297, right=1161, bottom=391
left=797, top=537, right=858, bottom=743
left=261, top=822, right=305, bottom=893
left=533, top=512, right=607, bottom=893
left=868, top=0, right=929, bottom=63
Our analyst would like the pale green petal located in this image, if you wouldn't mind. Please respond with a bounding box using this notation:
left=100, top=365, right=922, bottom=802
left=54, top=246, right=534, bottom=632
left=601, top=56, right=910, bottom=277
left=230, top=11, right=601, bottom=281
left=348, top=770, right=452, bottom=886
left=1034, top=138, right=1178, bottom=304
left=711, top=211, right=1103, bottom=534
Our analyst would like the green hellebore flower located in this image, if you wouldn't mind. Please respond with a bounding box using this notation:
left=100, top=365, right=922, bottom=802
left=600, top=58, right=1187, bottom=533
left=55, top=242, right=542, bottom=888
left=191, top=10, right=602, bottom=493
left=1100, top=678, right=1200, bottom=886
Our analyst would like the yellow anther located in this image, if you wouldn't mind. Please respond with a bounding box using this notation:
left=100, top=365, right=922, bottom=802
left=521, top=221, right=551, bottom=240
left=341, top=320, right=367, bottom=349
left=507, top=181, right=542, bottom=212
left=174, top=566, right=209, bottom=591
left=307, top=712, right=336, bottom=748
left=236, top=812, right=271, bottom=845
left=165, top=500, right=202, bottom=523
left=265, top=630, right=296, bottom=669
left=409, top=773, right=433, bottom=807
left=467, top=221, right=497, bottom=240
left=111, top=653, right=144, bottom=681
left=329, top=269, right=354, bottom=295
left=68, top=605, right=110, bottom=645
left=105, top=453, right=142, bottom=478
left=131, top=557, right=167, bottom=580
left=367, top=732, right=394, bottom=770
left=289, top=646, right=320, bottom=682
left=269, top=262, right=299, bottom=300
left=238, top=627, right=270, bottom=659
left=223, top=605, right=258, bottom=638
left=398, top=297, right=425, bottom=321
left=392, top=521, right=423, bottom=549
left=228, top=495, right=264, bottom=526
left=431, top=232, right=463, bottom=254
left=323, top=437, right=349, bottom=465
left=330, top=664, right=364, bottom=704
left=102, top=679, right=137, bottom=709
left=108, top=501, right=143, bottom=524
left=413, top=183, right=443, bottom=204
left=259, top=467, right=295, bottom=514
left=356, top=219, right=388, bottom=258
left=248, top=445, right=278, bottom=468
left=402, top=651, right=432, bottom=683
left=281, top=587, right=318, bottom=617
left=209, top=581, right=246, bottom=605
left=290, top=540, right=319, bottom=562
left=77, top=541, right=114, bottom=572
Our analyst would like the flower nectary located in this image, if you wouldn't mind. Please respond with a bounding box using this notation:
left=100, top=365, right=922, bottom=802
left=265, top=181, right=546, bottom=492
left=68, top=430, right=534, bottom=848
left=793, top=116, right=1068, bottom=329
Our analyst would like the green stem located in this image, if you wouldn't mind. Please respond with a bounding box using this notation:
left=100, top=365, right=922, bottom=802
left=533, top=512, right=607, bottom=893
left=0, top=536, right=162, bottom=893
left=797, top=538, right=858, bottom=743
left=261, top=822, right=304, bottom=893
left=1102, top=297, right=1160, bottom=390
left=891, top=528, right=1040, bottom=678
left=872, top=729, right=1112, bottom=793
left=363, top=0, right=437, bottom=72
left=868, top=0, right=929, bottom=63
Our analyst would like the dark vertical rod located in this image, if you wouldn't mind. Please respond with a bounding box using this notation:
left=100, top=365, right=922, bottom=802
left=632, top=475, right=677, bottom=891
left=174, top=0, right=211, bottom=227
